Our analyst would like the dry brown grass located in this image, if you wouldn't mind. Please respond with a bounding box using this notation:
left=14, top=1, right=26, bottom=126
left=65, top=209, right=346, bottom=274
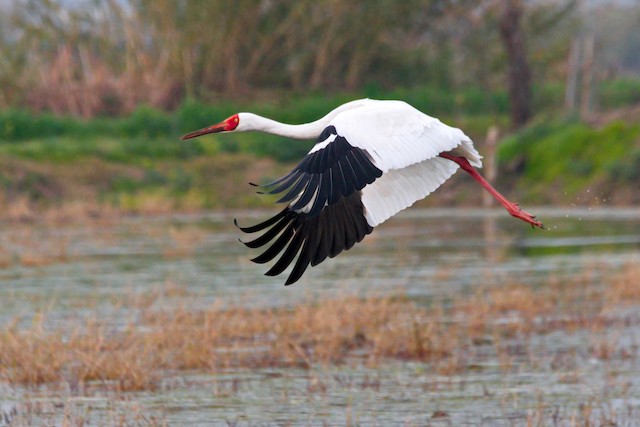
left=1, top=264, right=639, bottom=393
left=0, top=247, right=11, bottom=268
left=604, top=263, right=640, bottom=307
left=0, top=196, right=124, bottom=226
left=0, top=225, right=72, bottom=270
left=24, top=44, right=179, bottom=117
left=18, top=240, right=69, bottom=267
left=0, top=154, right=283, bottom=226
left=0, top=295, right=430, bottom=391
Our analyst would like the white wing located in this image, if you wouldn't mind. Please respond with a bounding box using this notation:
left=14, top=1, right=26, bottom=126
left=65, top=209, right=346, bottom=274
left=361, top=156, right=458, bottom=227
left=330, top=100, right=481, bottom=227
left=238, top=99, right=483, bottom=285
left=331, top=100, right=482, bottom=172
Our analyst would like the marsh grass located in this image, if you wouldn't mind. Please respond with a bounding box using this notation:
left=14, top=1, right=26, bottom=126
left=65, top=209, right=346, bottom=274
left=1, top=264, right=639, bottom=394
left=0, top=150, right=290, bottom=223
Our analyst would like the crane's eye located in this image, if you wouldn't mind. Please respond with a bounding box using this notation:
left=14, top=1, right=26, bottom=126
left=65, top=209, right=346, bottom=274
left=225, top=114, right=240, bottom=131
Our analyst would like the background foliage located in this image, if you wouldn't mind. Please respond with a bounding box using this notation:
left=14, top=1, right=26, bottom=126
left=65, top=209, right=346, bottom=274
left=2, top=0, right=636, bottom=116
left=0, top=0, right=639, bottom=211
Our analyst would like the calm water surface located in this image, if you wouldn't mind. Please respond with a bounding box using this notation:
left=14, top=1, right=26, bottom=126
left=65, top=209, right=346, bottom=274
left=1, top=207, right=639, bottom=425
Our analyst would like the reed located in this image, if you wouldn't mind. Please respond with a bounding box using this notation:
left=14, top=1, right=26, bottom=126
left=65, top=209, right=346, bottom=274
left=1, top=263, right=639, bottom=392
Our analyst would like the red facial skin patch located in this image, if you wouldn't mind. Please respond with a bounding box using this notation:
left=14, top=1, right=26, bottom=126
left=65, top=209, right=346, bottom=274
left=225, top=114, right=240, bottom=131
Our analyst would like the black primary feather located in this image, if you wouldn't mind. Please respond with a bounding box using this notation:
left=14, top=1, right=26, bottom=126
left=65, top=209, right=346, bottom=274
left=257, top=126, right=382, bottom=217
left=235, top=191, right=373, bottom=285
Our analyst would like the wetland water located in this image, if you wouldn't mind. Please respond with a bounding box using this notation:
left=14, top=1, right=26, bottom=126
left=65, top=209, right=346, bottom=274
left=1, top=207, right=640, bottom=425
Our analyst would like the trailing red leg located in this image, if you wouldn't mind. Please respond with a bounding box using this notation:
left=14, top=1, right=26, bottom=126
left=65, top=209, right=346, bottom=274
left=439, top=152, right=544, bottom=229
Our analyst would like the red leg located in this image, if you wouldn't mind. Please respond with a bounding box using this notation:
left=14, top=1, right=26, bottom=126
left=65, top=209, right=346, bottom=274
left=439, top=153, right=543, bottom=229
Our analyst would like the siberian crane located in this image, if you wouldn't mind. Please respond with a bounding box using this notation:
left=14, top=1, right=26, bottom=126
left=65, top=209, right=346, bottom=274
left=182, top=99, right=543, bottom=285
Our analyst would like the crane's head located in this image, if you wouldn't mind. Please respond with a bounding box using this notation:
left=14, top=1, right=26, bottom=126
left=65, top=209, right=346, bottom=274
left=181, top=114, right=240, bottom=140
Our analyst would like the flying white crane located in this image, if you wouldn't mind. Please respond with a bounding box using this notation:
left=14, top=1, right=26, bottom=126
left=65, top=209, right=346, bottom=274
left=182, top=99, right=543, bottom=285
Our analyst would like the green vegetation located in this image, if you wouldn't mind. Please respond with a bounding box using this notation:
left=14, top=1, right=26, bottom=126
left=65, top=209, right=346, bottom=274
left=0, top=1, right=637, bottom=215
left=1, top=85, right=515, bottom=166
left=498, top=118, right=640, bottom=203
left=0, top=80, right=639, bottom=214
left=599, top=78, right=640, bottom=109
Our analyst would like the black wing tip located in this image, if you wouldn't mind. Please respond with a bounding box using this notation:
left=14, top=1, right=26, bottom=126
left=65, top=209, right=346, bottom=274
left=239, top=238, right=254, bottom=248
left=234, top=217, right=260, bottom=233
left=251, top=254, right=272, bottom=264
left=237, top=191, right=372, bottom=286
left=233, top=218, right=250, bottom=232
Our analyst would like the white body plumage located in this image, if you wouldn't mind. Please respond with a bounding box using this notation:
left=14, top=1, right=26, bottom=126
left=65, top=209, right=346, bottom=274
left=182, top=98, right=542, bottom=285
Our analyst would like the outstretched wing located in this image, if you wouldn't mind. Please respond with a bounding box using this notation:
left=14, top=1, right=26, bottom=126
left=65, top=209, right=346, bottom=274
left=259, top=125, right=383, bottom=217
left=332, top=100, right=481, bottom=172
left=239, top=99, right=481, bottom=285
left=238, top=123, right=383, bottom=285
left=235, top=191, right=372, bottom=286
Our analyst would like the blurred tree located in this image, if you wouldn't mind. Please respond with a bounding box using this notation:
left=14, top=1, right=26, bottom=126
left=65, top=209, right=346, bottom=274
left=0, top=0, right=631, bottom=120
left=499, top=0, right=531, bottom=127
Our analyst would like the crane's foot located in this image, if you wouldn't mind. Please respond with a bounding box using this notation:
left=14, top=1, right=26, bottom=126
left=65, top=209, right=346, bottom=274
left=507, top=203, right=544, bottom=229
left=437, top=153, right=544, bottom=230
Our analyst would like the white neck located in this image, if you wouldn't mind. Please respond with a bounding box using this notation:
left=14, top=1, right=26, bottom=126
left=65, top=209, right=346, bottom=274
left=236, top=99, right=371, bottom=140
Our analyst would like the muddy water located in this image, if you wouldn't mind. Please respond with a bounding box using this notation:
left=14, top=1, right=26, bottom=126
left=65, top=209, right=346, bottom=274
left=1, top=207, right=640, bottom=425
